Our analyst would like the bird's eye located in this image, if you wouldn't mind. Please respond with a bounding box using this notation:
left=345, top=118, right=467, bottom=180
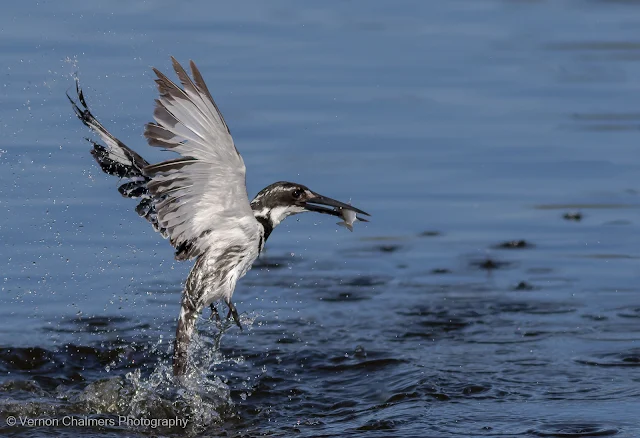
left=292, top=189, right=303, bottom=199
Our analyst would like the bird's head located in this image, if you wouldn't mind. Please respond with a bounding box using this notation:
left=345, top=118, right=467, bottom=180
left=250, top=181, right=369, bottom=228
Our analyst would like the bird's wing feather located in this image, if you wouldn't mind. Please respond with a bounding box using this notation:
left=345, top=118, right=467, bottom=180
left=143, top=57, right=258, bottom=260
left=67, top=80, right=149, bottom=177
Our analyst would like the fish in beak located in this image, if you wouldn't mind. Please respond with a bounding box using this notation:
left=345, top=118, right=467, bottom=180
left=302, top=192, right=370, bottom=224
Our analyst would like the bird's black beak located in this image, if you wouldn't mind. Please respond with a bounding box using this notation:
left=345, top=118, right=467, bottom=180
left=303, top=192, right=370, bottom=221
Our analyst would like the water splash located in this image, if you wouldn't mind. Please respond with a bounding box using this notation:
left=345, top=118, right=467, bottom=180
left=81, top=318, right=251, bottom=433
left=0, top=317, right=257, bottom=435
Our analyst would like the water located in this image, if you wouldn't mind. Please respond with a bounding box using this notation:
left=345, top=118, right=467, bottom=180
left=1, top=0, right=640, bottom=436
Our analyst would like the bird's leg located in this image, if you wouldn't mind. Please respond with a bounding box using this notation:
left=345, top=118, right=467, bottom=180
left=225, top=301, right=243, bottom=331
left=209, top=303, right=221, bottom=322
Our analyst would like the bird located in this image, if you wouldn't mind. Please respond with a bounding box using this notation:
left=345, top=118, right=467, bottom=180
left=68, top=57, right=370, bottom=377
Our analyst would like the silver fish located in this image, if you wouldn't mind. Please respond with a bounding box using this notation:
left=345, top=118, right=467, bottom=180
left=336, top=203, right=368, bottom=232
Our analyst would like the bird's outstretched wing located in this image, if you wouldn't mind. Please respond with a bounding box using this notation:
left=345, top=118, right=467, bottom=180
left=143, top=57, right=259, bottom=261
left=68, top=80, right=150, bottom=178
left=67, top=81, right=168, bottom=237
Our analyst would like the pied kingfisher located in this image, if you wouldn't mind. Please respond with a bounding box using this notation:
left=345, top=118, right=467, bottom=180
left=68, top=57, right=369, bottom=377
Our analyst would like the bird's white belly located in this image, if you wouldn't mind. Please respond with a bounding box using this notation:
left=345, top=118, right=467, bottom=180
left=189, top=244, right=259, bottom=308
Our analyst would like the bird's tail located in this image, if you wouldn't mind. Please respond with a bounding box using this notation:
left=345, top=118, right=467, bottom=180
left=67, top=80, right=167, bottom=237
left=173, top=293, right=202, bottom=377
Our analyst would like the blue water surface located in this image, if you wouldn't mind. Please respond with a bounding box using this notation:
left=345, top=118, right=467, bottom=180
left=1, top=1, right=640, bottom=436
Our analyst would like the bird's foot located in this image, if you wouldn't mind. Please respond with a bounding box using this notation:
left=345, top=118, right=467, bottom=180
left=209, top=303, right=221, bottom=322
left=225, top=301, right=243, bottom=331
left=209, top=303, right=227, bottom=331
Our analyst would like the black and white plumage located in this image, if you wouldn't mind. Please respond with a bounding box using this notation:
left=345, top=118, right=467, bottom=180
left=68, top=57, right=369, bottom=377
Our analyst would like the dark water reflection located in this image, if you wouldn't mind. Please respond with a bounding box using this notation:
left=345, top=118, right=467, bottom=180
left=2, top=0, right=640, bottom=436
